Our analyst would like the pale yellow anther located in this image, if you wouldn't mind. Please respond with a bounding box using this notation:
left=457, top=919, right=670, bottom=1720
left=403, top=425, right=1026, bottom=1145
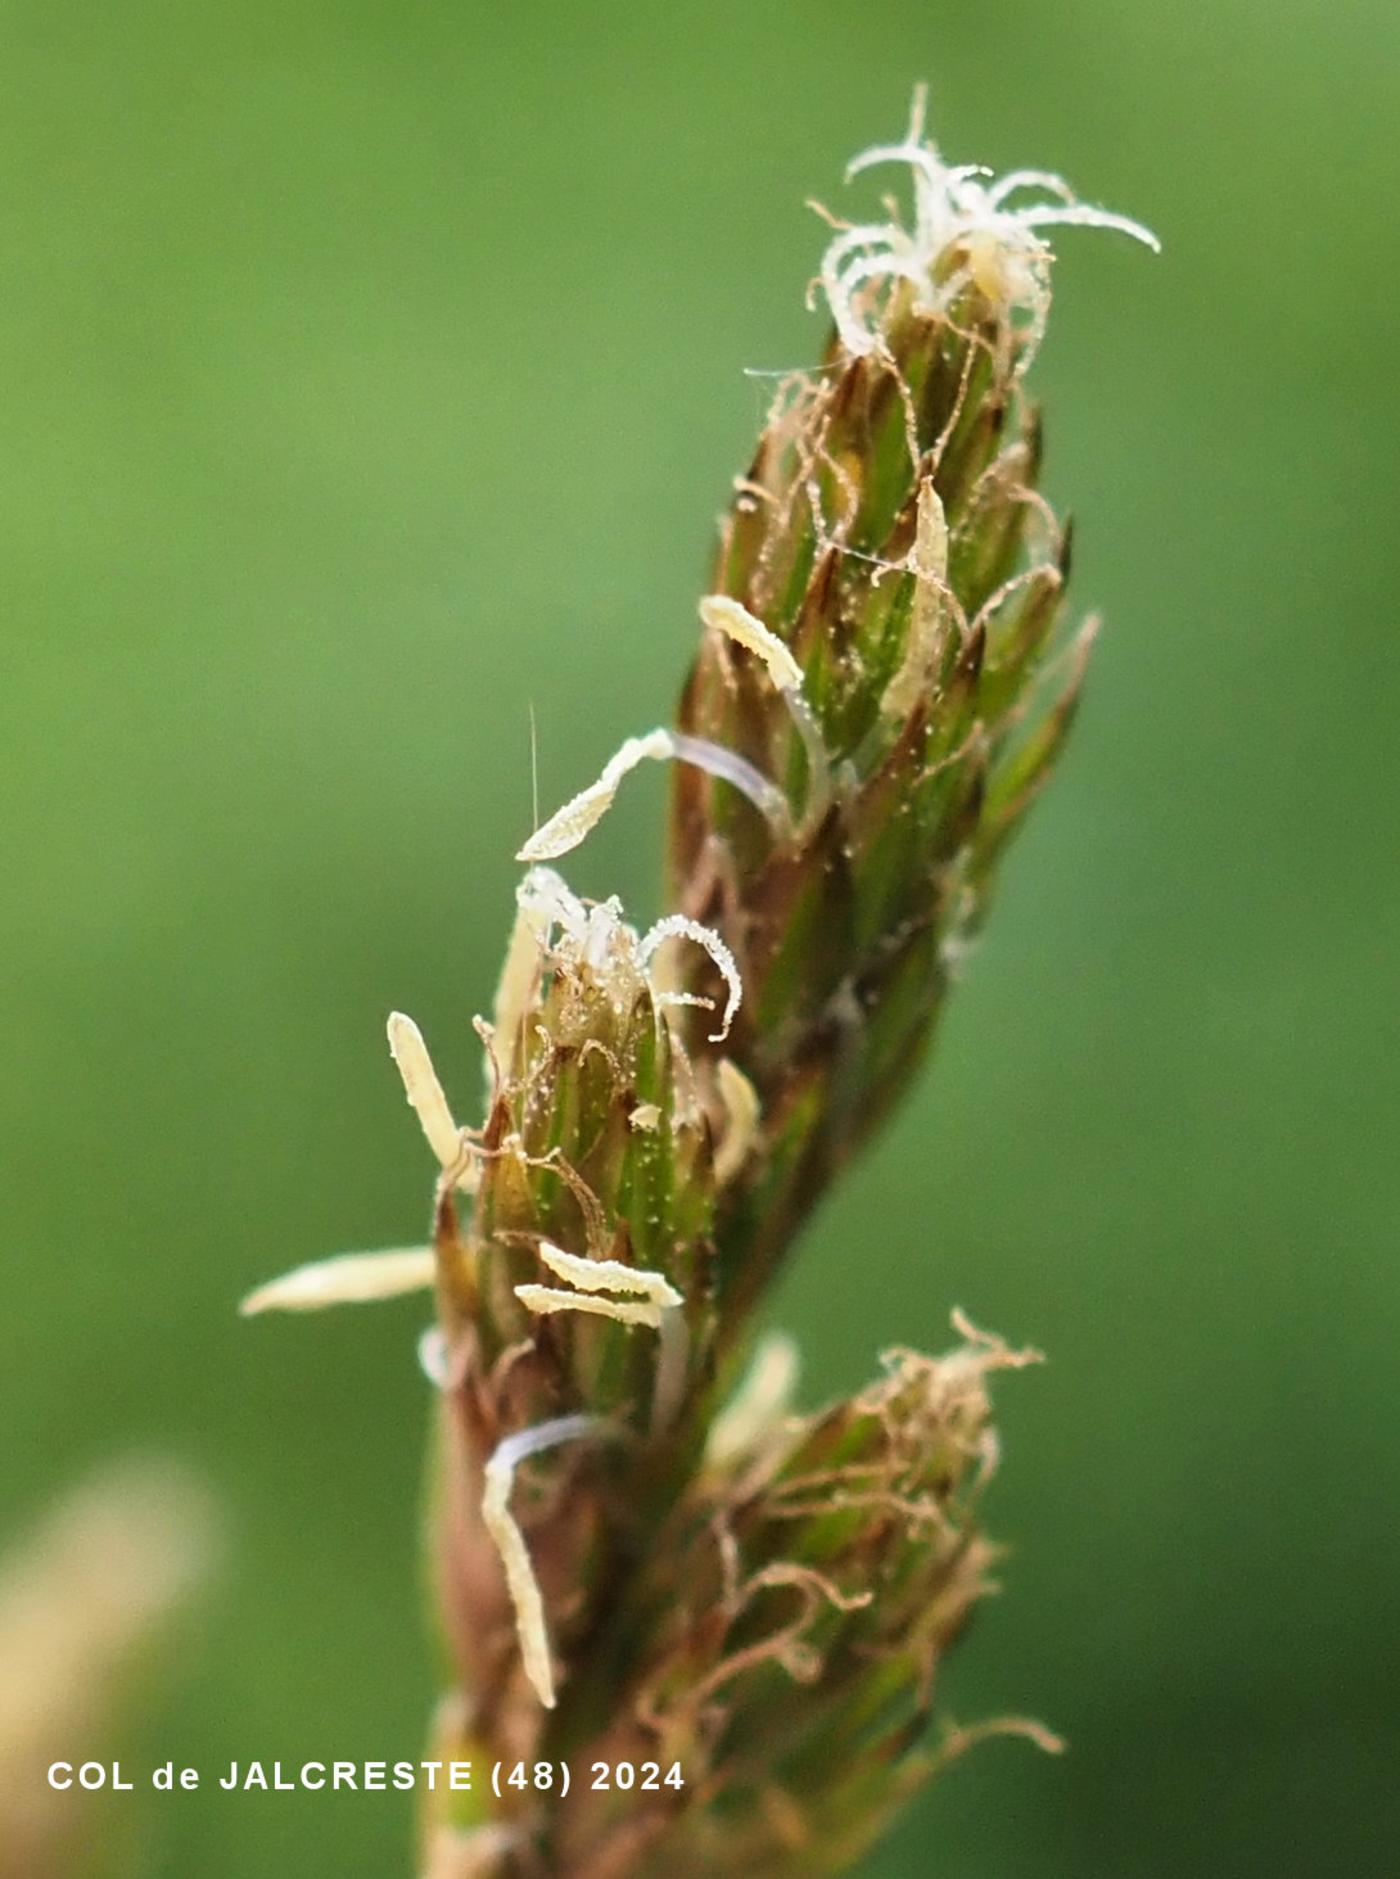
left=481, top=1415, right=600, bottom=1709
left=512, top=1288, right=670, bottom=1329
left=386, top=1012, right=477, bottom=1190
left=517, top=732, right=674, bottom=863
left=517, top=728, right=790, bottom=864
left=700, top=594, right=804, bottom=692
left=707, top=1330, right=800, bottom=1465
left=914, top=475, right=950, bottom=588
left=239, top=1247, right=435, bottom=1316
left=513, top=1241, right=681, bottom=1330
left=713, top=1057, right=761, bottom=1185
left=700, top=595, right=831, bottom=829
left=883, top=479, right=950, bottom=721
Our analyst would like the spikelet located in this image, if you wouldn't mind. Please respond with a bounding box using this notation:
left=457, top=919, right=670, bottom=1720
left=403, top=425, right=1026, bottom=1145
left=244, top=92, right=1151, bottom=1877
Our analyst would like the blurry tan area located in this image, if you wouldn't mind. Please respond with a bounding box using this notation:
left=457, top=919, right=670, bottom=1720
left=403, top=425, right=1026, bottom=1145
left=0, top=1462, right=217, bottom=1879
left=422, top=1826, right=517, bottom=1879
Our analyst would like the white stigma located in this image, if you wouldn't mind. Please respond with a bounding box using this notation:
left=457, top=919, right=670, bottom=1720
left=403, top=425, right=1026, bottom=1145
left=641, top=914, right=742, bottom=1044
left=817, top=86, right=1158, bottom=368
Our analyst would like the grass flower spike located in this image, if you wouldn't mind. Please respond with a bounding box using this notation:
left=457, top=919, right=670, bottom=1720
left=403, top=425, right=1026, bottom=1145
left=245, top=91, right=1153, bottom=1877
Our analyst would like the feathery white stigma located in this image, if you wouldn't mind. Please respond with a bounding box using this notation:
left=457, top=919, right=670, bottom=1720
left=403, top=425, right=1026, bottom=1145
left=641, top=914, right=742, bottom=1044
left=511, top=866, right=743, bottom=1048
left=817, top=86, right=1158, bottom=367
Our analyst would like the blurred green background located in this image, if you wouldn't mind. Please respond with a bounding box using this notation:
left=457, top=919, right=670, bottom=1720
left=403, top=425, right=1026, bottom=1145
left=3, top=1, right=1397, bottom=1873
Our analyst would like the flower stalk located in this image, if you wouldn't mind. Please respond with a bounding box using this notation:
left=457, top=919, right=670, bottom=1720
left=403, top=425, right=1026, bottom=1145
left=245, top=88, right=1152, bottom=1877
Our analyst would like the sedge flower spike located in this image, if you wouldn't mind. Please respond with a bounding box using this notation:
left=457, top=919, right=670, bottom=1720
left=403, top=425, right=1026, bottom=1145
left=816, top=83, right=1158, bottom=368
left=243, top=92, right=1152, bottom=1877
